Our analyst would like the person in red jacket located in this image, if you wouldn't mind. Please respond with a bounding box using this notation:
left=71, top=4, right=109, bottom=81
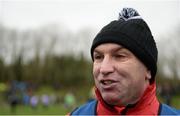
left=70, top=8, right=180, bottom=115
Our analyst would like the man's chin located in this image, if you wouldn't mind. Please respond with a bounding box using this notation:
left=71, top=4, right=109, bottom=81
left=103, top=96, right=125, bottom=106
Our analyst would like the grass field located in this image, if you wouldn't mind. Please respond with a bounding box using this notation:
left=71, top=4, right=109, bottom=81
left=0, top=86, right=90, bottom=115
left=161, top=96, right=180, bottom=109
left=0, top=85, right=179, bottom=115
left=0, top=96, right=179, bottom=115
left=0, top=104, right=70, bottom=115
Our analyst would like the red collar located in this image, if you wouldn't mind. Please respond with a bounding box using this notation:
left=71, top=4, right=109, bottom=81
left=95, top=83, right=160, bottom=115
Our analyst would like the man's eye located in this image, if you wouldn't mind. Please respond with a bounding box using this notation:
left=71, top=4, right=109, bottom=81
left=114, top=54, right=125, bottom=58
left=94, top=55, right=102, bottom=60
left=114, top=54, right=128, bottom=60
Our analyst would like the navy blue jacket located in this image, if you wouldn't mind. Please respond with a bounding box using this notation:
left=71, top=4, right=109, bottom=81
left=71, top=100, right=180, bottom=115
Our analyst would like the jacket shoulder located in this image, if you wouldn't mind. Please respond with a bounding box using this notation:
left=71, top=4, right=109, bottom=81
left=160, top=104, right=180, bottom=115
left=70, top=99, right=97, bottom=115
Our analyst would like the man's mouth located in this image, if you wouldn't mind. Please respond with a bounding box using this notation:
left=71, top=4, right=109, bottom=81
left=101, top=80, right=116, bottom=85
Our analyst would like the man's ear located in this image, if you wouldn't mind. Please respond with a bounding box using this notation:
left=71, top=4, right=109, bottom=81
left=146, top=70, right=151, bottom=80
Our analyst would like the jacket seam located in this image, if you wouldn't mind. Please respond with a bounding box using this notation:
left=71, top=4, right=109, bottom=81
left=158, top=103, right=162, bottom=115
left=94, top=101, right=98, bottom=115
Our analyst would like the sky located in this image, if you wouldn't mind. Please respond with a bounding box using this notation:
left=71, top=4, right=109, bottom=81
left=0, top=0, right=180, bottom=41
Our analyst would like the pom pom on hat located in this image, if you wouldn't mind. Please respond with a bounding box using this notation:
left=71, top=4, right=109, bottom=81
left=118, top=7, right=142, bottom=21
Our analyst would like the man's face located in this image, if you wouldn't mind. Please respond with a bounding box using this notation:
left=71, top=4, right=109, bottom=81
left=93, top=43, right=151, bottom=106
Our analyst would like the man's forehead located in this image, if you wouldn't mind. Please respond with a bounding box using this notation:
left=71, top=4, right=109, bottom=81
left=93, top=43, right=126, bottom=53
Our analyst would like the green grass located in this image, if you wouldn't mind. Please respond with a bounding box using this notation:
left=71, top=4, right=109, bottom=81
left=158, top=95, right=180, bottom=109
left=0, top=86, right=91, bottom=115
left=170, top=96, right=180, bottom=108
left=0, top=85, right=179, bottom=115
left=0, top=96, right=179, bottom=115
left=0, top=104, right=70, bottom=115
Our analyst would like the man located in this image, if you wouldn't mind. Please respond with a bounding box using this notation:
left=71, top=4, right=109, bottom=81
left=70, top=8, right=180, bottom=115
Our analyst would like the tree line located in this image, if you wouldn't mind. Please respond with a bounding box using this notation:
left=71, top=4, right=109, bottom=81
left=0, top=54, right=93, bottom=88
left=0, top=23, right=180, bottom=89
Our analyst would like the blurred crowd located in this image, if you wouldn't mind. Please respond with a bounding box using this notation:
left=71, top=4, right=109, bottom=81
left=0, top=80, right=179, bottom=113
left=0, top=80, right=77, bottom=113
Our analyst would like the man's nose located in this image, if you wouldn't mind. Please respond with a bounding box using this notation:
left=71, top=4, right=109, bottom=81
left=100, top=56, right=114, bottom=75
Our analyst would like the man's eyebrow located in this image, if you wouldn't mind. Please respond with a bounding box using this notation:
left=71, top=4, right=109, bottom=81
left=93, top=49, right=101, bottom=54
left=112, top=46, right=125, bottom=52
left=93, top=46, right=125, bottom=54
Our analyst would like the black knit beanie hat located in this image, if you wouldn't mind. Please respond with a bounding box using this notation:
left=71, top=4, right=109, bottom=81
left=91, top=8, right=158, bottom=83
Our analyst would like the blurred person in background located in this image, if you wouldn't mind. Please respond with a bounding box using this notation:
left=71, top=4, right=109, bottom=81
left=64, top=91, right=76, bottom=109
left=160, top=82, right=174, bottom=106
left=6, top=80, right=19, bottom=113
left=30, top=95, right=39, bottom=110
left=70, top=8, right=180, bottom=115
left=41, top=94, right=50, bottom=108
